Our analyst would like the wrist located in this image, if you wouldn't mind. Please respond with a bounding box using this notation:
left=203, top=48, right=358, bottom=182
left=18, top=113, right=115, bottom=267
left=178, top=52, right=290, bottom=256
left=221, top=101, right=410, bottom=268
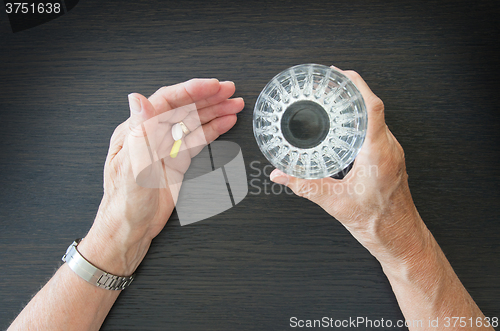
left=369, top=212, right=433, bottom=273
left=346, top=185, right=431, bottom=270
left=77, top=216, right=152, bottom=276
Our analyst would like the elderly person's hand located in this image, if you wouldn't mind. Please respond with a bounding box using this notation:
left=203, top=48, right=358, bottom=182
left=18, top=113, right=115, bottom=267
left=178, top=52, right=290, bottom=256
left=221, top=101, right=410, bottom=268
left=270, top=67, right=493, bottom=330
left=270, top=68, right=422, bottom=263
left=8, top=79, right=244, bottom=331
left=79, top=79, right=244, bottom=276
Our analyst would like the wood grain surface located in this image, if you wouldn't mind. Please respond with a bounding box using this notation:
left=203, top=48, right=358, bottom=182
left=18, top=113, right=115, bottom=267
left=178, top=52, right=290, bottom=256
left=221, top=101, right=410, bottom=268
left=0, top=0, right=499, bottom=330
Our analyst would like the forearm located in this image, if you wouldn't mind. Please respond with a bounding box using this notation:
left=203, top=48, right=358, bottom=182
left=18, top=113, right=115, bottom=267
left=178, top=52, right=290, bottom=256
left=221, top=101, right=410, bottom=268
left=8, top=263, right=120, bottom=331
left=355, top=204, right=493, bottom=330
left=383, top=230, right=492, bottom=330
left=9, top=216, right=152, bottom=331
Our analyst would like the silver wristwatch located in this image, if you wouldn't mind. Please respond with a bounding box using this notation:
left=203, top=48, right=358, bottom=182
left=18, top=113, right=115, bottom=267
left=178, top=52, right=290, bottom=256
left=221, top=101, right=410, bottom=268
left=62, top=238, right=135, bottom=291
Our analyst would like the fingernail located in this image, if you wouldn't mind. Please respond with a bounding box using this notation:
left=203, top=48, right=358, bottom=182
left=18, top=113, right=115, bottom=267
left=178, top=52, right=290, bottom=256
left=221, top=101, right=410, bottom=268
left=270, top=169, right=288, bottom=185
left=128, top=94, right=142, bottom=114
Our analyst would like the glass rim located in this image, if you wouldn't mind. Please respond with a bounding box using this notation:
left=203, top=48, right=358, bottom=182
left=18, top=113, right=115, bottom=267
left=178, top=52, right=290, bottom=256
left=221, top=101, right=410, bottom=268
left=253, top=63, right=368, bottom=179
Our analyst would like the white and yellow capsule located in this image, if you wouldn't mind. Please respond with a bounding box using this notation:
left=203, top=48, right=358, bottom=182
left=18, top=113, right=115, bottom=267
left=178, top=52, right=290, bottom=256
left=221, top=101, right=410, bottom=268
left=170, top=123, right=184, bottom=158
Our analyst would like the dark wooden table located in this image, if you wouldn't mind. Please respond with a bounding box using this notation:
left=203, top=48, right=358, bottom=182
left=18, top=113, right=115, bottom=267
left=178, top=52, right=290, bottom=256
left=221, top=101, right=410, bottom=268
left=1, top=0, right=499, bottom=330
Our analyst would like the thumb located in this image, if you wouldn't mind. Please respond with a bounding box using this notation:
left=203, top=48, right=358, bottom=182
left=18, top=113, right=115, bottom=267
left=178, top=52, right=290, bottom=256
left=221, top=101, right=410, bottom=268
left=127, top=93, right=157, bottom=132
left=270, top=169, right=339, bottom=207
left=125, top=93, right=163, bottom=188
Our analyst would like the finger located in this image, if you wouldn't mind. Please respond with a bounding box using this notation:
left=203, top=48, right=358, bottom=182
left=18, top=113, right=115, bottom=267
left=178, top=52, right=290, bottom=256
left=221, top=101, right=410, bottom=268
left=148, top=78, right=219, bottom=113
left=170, top=97, right=244, bottom=139
left=270, top=169, right=342, bottom=207
left=201, top=114, right=237, bottom=144
left=147, top=81, right=239, bottom=142
left=340, top=70, right=386, bottom=141
left=197, top=97, right=245, bottom=124
left=183, top=114, right=237, bottom=157
left=148, top=79, right=236, bottom=114
left=200, top=81, right=236, bottom=110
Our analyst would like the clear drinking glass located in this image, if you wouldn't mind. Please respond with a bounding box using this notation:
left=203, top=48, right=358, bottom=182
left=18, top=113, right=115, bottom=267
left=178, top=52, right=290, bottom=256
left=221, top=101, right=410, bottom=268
left=253, top=64, right=368, bottom=179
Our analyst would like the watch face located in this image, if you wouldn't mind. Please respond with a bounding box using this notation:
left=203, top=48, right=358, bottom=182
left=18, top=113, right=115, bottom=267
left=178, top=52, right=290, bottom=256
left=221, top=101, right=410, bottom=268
left=253, top=64, right=367, bottom=179
left=62, top=243, right=75, bottom=262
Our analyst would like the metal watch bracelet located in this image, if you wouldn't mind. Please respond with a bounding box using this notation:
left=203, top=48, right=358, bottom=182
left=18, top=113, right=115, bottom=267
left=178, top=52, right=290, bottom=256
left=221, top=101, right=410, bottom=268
left=62, top=238, right=135, bottom=291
